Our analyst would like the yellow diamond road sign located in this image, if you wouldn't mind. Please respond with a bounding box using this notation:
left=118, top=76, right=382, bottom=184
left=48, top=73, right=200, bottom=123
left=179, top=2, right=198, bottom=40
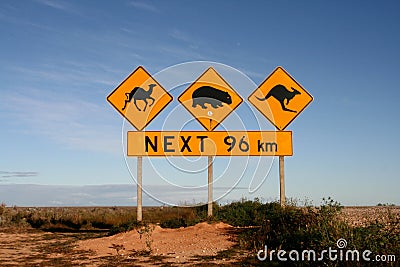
left=178, top=67, right=243, bottom=131
left=248, top=66, right=313, bottom=130
left=107, top=66, right=173, bottom=131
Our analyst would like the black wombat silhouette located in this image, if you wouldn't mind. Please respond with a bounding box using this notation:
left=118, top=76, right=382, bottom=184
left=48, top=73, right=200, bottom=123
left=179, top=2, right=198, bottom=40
left=122, top=84, right=156, bottom=112
left=256, top=84, right=301, bottom=113
left=192, top=86, right=232, bottom=109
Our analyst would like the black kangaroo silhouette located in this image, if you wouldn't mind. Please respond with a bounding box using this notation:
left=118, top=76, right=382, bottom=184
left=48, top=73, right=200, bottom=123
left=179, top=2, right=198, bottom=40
left=256, top=84, right=301, bottom=113
left=122, top=84, right=156, bottom=112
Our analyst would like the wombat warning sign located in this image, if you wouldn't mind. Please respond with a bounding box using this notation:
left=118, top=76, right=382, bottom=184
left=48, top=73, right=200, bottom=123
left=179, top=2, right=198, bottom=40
left=192, top=86, right=232, bottom=109
left=178, top=67, right=243, bottom=131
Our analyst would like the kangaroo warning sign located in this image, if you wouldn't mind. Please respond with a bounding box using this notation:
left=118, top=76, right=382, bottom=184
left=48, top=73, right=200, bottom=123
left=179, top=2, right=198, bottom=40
left=178, top=67, right=243, bottom=131
left=248, top=66, right=313, bottom=130
left=107, top=66, right=173, bottom=131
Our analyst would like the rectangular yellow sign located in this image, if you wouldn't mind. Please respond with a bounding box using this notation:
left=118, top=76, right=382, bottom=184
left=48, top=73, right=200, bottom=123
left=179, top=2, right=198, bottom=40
left=127, top=131, right=292, bottom=156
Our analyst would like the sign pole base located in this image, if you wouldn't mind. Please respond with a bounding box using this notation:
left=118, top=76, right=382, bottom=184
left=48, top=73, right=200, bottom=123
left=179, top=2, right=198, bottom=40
left=279, top=156, right=285, bottom=207
left=208, top=156, right=213, bottom=217
left=137, top=156, right=143, bottom=221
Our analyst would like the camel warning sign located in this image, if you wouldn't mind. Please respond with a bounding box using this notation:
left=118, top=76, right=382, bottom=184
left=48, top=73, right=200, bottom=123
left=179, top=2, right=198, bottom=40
left=178, top=67, right=243, bottom=131
left=107, top=66, right=173, bottom=131
left=248, top=66, right=313, bottom=130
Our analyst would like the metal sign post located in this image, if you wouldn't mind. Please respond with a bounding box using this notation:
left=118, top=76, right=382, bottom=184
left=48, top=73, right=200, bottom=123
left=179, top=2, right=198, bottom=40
left=279, top=156, right=285, bottom=207
left=107, top=66, right=173, bottom=222
left=208, top=156, right=213, bottom=217
left=137, top=156, right=143, bottom=221
left=249, top=67, right=314, bottom=207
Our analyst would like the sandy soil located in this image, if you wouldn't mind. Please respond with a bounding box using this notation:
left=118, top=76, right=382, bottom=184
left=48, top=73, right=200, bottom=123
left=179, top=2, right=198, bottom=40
left=0, top=207, right=398, bottom=266
left=0, top=223, right=243, bottom=266
left=0, top=229, right=105, bottom=266
left=75, top=222, right=239, bottom=266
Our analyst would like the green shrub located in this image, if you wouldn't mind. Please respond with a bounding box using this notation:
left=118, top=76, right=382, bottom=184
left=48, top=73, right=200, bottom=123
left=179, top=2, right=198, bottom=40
left=109, top=220, right=140, bottom=235
left=222, top=197, right=399, bottom=266
left=215, top=198, right=266, bottom=227
left=0, top=202, right=6, bottom=215
left=160, top=217, right=188, bottom=228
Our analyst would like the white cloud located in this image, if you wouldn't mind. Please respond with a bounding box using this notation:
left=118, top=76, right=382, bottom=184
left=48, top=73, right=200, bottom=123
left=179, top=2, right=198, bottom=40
left=0, top=8, right=55, bottom=32
left=128, top=1, right=160, bottom=13
left=169, top=29, right=195, bottom=44
left=2, top=92, right=120, bottom=154
left=35, top=0, right=67, bottom=10
left=0, top=171, right=38, bottom=178
left=0, top=184, right=250, bottom=207
left=0, top=174, right=38, bottom=183
left=10, top=64, right=117, bottom=87
left=33, top=0, right=81, bottom=15
left=241, top=69, right=269, bottom=80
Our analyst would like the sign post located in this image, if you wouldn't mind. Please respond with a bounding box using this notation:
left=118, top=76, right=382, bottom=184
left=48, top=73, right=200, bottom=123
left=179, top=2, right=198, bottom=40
left=107, top=66, right=173, bottom=221
left=248, top=66, right=313, bottom=207
left=208, top=156, right=213, bottom=217
left=127, top=130, right=293, bottom=213
left=137, top=156, right=143, bottom=221
left=178, top=67, right=243, bottom=216
left=279, top=156, right=285, bottom=207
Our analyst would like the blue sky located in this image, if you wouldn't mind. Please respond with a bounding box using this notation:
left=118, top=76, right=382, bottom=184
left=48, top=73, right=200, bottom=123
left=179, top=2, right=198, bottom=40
left=0, top=0, right=399, bottom=206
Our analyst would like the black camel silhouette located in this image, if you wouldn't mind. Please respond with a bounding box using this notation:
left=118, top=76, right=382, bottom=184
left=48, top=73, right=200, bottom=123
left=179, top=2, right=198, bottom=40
left=122, top=84, right=156, bottom=112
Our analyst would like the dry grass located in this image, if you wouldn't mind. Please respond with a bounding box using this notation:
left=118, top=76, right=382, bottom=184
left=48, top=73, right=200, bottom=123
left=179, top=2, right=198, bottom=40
left=1, top=202, right=399, bottom=266
left=341, top=206, right=400, bottom=227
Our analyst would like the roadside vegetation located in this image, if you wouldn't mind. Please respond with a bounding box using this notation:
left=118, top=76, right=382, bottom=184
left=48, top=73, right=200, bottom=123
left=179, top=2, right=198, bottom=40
left=216, top=198, right=399, bottom=266
left=0, top=199, right=398, bottom=266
